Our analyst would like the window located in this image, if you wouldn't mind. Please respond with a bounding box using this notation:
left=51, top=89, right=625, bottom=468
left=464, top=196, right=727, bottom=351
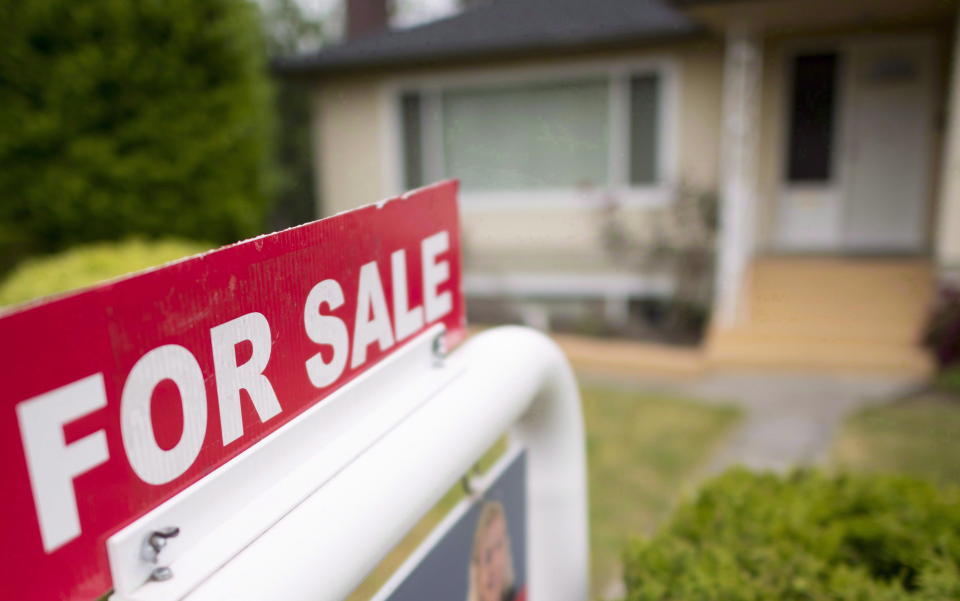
left=629, top=74, right=660, bottom=185
left=786, top=53, right=839, bottom=183
left=397, top=67, right=669, bottom=199
left=441, top=79, right=610, bottom=191
left=400, top=92, right=424, bottom=190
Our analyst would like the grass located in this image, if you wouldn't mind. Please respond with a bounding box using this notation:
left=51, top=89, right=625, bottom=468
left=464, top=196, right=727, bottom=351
left=833, top=393, right=960, bottom=487
left=935, top=366, right=960, bottom=396
left=581, top=383, right=740, bottom=596
left=344, top=381, right=741, bottom=601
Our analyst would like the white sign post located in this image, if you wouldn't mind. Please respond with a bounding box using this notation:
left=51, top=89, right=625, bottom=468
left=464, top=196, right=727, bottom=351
left=112, top=325, right=589, bottom=601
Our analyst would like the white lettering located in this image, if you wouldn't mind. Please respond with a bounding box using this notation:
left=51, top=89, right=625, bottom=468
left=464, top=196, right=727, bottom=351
left=211, top=313, right=282, bottom=445
left=421, top=231, right=452, bottom=322
left=304, top=279, right=350, bottom=387
left=16, top=374, right=110, bottom=552
left=391, top=249, right=424, bottom=341
left=121, top=345, right=207, bottom=485
left=351, top=261, right=395, bottom=368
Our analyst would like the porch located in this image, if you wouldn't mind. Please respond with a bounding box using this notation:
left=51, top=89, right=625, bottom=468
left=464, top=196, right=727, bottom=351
left=704, top=0, right=960, bottom=374
left=707, top=256, right=934, bottom=375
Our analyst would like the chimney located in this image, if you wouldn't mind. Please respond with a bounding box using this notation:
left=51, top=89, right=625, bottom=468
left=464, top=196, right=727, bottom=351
left=346, top=0, right=388, bottom=41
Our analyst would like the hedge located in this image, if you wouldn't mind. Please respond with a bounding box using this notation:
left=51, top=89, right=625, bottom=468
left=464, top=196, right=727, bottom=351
left=623, top=469, right=960, bottom=600
left=0, top=238, right=210, bottom=307
left=0, top=0, right=274, bottom=259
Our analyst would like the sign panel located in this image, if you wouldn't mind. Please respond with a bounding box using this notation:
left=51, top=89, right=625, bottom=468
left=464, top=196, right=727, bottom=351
left=0, top=181, right=464, bottom=601
left=374, top=450, right=527, bottom=601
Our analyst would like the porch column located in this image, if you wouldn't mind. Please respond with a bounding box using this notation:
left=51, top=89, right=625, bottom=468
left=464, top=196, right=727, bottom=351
left=938, top=8, right=960, bottom=285
left=715, top=28, right=762, bottom=327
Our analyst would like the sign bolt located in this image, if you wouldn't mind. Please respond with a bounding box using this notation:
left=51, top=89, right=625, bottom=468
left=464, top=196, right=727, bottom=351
left=432, top=330, right=447, bottom=367
left=142, top=526, right=180, bottom=582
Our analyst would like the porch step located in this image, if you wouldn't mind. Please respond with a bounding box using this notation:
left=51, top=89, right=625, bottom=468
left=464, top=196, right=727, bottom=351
left=707, top=339, right=932, bottom=374
left=707, top=257, right=935, bottom=376
left=716, top=315, right=924, bottom=346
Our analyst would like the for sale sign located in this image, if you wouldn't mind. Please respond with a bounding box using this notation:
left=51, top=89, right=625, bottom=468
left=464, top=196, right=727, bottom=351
left=0, top=181, right=464, bottom=601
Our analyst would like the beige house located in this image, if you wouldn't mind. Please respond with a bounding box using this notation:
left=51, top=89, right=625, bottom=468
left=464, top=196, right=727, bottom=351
left=281, top=0, right=960, bottom=375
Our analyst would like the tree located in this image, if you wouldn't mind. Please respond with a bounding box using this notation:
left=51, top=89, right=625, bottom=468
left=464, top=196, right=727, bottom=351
left=257, top=0, right=325, bottom=229
left=259, top=0, right=326, bottom=56
left=0, top=0, right=275, bottom=263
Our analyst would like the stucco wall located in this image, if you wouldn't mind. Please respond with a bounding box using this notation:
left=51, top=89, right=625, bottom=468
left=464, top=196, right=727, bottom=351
left=313, top=75, right=387, bottom=215
left=312, top=40, right=725, bottom=283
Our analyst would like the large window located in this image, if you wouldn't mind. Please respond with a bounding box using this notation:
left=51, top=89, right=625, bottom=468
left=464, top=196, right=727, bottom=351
left=397, top=67, right=671, bottom=200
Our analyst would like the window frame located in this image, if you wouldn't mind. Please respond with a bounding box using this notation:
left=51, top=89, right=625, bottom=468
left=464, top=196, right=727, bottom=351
left=381, top=57, right=680, bottom=211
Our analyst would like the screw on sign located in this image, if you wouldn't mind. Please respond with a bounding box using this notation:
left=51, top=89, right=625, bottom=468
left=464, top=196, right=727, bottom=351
left=0, top=182, right=465, bottom=601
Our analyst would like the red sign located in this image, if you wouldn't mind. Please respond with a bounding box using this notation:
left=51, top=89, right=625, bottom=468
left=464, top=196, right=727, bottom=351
left=0, top=181, right=464, bottom=601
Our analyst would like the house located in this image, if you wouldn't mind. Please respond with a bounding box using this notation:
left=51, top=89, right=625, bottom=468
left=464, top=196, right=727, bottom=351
left=279, top=0, right=960, bottom=375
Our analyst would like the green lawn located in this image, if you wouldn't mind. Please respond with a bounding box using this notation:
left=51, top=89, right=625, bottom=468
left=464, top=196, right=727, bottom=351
left=346, top=381, right=741, bottom=601
left=581, top=383, right=740, bottom=596
left=833, top=393, right=960, bottom=487
left=935, top=366, right=960, bottom=396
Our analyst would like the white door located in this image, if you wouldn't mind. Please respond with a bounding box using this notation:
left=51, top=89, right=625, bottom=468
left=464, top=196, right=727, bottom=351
left=777, top=36, right=934, bottom=253
left=841, top=37, right=934, bottom=252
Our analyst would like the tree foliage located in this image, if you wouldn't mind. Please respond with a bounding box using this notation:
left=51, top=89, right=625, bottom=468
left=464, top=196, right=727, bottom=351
left=0, top=0, right=275, bottom=261
left=624, top=469, right=960, bottom=600
left=259, top=0, right=324, bottom=229
left=259, top=0, right=326, bottom=56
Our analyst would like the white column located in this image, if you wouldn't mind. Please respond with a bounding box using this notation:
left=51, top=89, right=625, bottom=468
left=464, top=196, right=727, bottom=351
left=938, top=9, right=960, bottom=285
left=715, top=28, right=762, bottom=327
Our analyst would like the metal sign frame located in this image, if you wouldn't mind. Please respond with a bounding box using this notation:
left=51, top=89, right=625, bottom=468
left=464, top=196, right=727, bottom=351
left=109, top=325, right=589, bottom=601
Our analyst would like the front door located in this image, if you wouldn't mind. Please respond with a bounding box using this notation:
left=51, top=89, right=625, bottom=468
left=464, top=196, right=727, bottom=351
left=842, top=37, right=934, bottom=252
left=777, top=35, right=934, bottom=253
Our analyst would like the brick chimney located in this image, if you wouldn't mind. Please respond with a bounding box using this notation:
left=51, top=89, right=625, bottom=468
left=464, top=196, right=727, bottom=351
left=346, top=0, right=388, bottom=40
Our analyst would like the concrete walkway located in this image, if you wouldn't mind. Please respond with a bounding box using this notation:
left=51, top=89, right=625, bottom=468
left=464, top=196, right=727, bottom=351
left=674, top=370, right=921, bottom=473
left=584, top=368, right=921, bottom=473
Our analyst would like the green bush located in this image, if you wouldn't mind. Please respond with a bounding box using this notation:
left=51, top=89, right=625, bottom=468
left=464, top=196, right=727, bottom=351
left=935, top=367, right=960, bottom=396
left=0, top=0, right=274, bottom=260
left=623, top=469, right=960, bottom=600
left=0, top=238, right=210, bottom=307
left=923, top=286, right=960, bottom=372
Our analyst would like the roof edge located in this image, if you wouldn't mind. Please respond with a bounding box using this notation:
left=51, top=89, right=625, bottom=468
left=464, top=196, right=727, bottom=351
left=273, top=28, right=707, bottom=77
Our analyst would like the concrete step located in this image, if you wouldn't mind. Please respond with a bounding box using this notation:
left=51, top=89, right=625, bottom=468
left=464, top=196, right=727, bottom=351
left=710, top=322, right=924, bottom=346
left=707, top=257, right=934, bottom=375
left=707, top=338, right=933, bottom=376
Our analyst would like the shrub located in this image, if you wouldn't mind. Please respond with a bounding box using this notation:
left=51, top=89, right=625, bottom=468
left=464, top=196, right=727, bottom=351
left=0, top=0, right=274, bottom=260
left=623, top=469, right=960, bottom=600
left=923, top=285, right=960, bottom=371
left=936, top=367, right=960, bottom=397
left=0, top=238, right=210, bottom=307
